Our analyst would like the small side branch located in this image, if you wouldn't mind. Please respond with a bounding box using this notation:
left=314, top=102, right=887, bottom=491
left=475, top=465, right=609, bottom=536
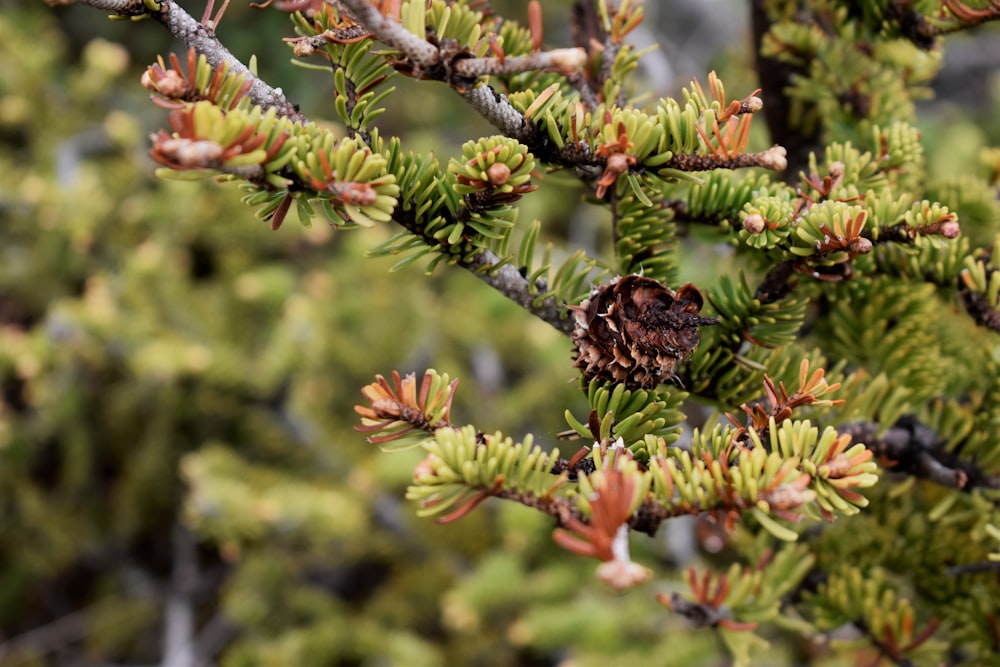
left=338, top=0, right=586, bottom=148
left=338, top=0, right=585, bottom=82
left=456, top=49, right=588, bottom=80
left=463, top=250, right=576, bottom=335
left=959, top=286, right=1000, bottom=333
left=959, top=265, right=1000, bottom=333
left=77, top=0, right=144, bottom=12
left=76, top=0, right=306, bottom=122
left=163, top=523, right=199, bottom=667
left=661, top=146, right=788, bottom=173
left=884, top=0, right=939, bottom=49
left=750, top=0, right=822, bottom=179
left=841, top=417, right=999, bottom=492
left=754, top=260, right=797, bottom=304
left=339, top=0, right=439, bottom=67
left=496, top=488, right=577, bottom=525
left=461, top=84, right=539, bottom=145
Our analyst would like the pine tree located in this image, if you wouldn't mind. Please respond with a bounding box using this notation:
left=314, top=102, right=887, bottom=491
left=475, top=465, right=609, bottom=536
left=4, top=0, right=1000, bottom=664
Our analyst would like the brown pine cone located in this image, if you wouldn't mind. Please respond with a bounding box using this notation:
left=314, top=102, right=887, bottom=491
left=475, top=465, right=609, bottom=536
left=571, top=275, right=717, bottom=389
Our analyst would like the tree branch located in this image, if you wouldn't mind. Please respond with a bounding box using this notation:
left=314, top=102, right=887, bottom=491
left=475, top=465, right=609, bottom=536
left=460, top=83, right=539, bottom=145
left=462, top=249, right=577, bottom=335
left=75, top=0, right=306, bottom=122
left=662, top=146, right=788, bottom=172
left=338, top=0, right=585, bottom=80
left=194, top=612, right=239, bottom=667
left=0, top=608, right=88, bottom=663
left=841, top=417, right=999, bottom=492
left=337, top=0, right=587, bottom=146
left=750, top=0, right=822, bottom=180
left=959, top=269, right=1000, bottom=334
left=339, top=0, right=439, bottom=66
left=163, top=523, right=198, bottom=667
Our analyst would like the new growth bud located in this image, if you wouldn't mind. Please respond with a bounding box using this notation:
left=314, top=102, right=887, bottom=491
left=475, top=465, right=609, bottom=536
left=486, top=162, right=511, bottom=186
left=743, top=214, right=766, bottom=235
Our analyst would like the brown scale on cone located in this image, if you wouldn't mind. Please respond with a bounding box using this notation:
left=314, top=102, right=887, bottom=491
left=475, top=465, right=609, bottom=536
left=571, top=275, right=718, bottom=389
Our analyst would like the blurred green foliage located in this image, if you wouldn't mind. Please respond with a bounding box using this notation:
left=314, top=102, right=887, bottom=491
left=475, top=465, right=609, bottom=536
left=0, top=4, right=591, bottom=664
left=3, top=1, right=1000, bottom=666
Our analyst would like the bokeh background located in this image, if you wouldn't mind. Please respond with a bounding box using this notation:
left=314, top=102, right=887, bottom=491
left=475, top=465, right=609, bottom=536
left=2, top=1, right=998, bottom=665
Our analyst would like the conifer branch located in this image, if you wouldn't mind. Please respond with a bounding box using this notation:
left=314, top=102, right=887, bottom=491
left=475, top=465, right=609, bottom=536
left=660, top=594, right=736, bottom=630
left=750, top=0, right=821, bottom=179
left=162, top=523, right=198, bottom=667
left=960, top=287, right=1000, bottom=334
left=49, top=1, right=1000, bottom=660
left=494, top=488, right=577, bottom=525
left=945, top=561, right=1000, bottom=576
left=77, top=0, right=144, bottom=12
left=0, top=608, right=89, bottom=662
left=338, top=0, right=782, bottom=184
left=337, top=0, right=583, bottom=144
left=958, top=260, right=1000, bottom=333
left=386, top=200, right=576, bottom=333
left=460, top=84, right=539, bottom=145
left=454, top=50, right=590, bottom=79
left=755, top=260, right=797, bottom=304
left=338, top=0, right=439, bottom=68
left=661, top=146, right=788, bottom=173
left=884, top=0, right=939, bottom=49
left=565, top=1, right=604, bottom=107
left=76, top=0, right=306, bottom=122
left=462, top=250, right=577, bottom=335
left=567, top=0, right=625, bottom=106
left=842, top=418, right=999, bottom=492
